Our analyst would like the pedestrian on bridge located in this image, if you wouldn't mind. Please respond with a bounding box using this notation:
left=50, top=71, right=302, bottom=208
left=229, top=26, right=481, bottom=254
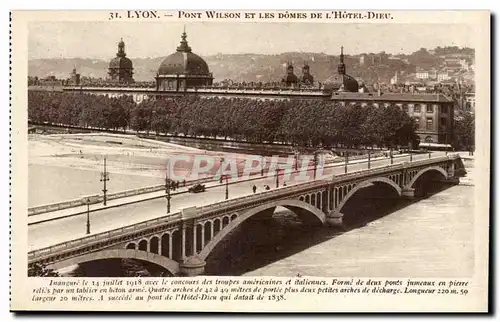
left=252, top=185, right=257, bottom=193
left=265, top=185, right=270, bottom=191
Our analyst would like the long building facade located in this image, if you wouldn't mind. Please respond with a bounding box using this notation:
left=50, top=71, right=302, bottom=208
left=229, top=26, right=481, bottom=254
left=51, top=30, right=455, bottom=145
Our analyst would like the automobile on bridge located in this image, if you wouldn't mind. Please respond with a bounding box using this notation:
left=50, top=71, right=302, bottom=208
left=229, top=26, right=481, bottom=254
left=188, top=184, right=206, bottom=193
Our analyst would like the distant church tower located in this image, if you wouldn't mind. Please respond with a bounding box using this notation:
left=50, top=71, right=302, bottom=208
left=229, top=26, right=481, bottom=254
left=282, top=61, right=298, bottom=86
left=108, top=38, right=134, bottom=83
left=68, top=66, right=80, bottom=85
left=337, top=46, right=346, bottom=75
left=301, top=62, right=314, bottom=85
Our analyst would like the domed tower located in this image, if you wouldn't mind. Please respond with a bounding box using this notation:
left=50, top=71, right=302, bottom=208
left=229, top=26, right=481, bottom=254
left=301, top=61, right=314, bottom=85
left=324, top=46, right=359, bottom=92
left=108, top=38, right=134, bottom=83
left=68, top=66, right=80, bottom=85
left=156, top=28, right=213, bottom=91
left=282, top=61, right=298, bottom=87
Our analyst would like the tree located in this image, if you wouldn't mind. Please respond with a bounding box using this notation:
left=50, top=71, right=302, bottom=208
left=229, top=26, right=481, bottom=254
left=453, top=111, right=475, bottom=151
left=28, top=263, right=60, bottom=277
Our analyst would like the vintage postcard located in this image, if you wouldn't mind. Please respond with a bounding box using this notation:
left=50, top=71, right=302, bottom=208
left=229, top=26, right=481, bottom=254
left=10, top=10, right=490, bottom=312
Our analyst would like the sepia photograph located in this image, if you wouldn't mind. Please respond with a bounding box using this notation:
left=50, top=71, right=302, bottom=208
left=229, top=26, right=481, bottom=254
left=10, top=10, right=490, bottom=312
left=25, top=20, right=477, bottom=278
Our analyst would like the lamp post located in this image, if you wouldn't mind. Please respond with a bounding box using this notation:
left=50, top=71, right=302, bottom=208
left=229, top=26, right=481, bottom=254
left=390, top=148, right=393, bottom=165
left=165, top=170, right=171, bottom=214
left=100, top=156, right=109, bottom=206
left=220, top=156, right=225, bottom=183
left=367, top=149, right=371, bottom=169
left=344, top=152, right=348, bottom=174
left=151, top=110, right=157, bottom=135
left=313, top=152, right=318, bottom=179
left=225, top=175, right=229, bottom=200
left=275, top=168, right=280, bottom=188
left=445, top=132, right=448, bottom=155
left=84, top=197, right=91, bottom=235
left=409, top=141, right=413, bottom=162
left=261, top=155, right=265, bottom=176
left=294, top=151, right=299, bottom=171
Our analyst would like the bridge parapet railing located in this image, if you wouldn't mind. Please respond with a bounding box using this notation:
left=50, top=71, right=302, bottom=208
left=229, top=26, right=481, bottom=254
left=28, top=183, right=327, bottom=261
left=28, top=175, right=215, bottom=217
left=28, top=212, right=183, bottom=262
left=196, top=181, right=326, bottom=215
left=193, top=155, right=459, bottom=217
left=324, top=154, right=456, bottom=184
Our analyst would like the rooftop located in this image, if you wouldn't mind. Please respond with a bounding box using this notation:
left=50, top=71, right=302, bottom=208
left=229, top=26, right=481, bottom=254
left=330, top=91, right=453, bottom=103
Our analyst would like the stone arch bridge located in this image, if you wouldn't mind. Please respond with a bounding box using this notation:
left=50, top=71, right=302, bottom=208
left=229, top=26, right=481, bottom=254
left=28, top=155, right=464, bottom=276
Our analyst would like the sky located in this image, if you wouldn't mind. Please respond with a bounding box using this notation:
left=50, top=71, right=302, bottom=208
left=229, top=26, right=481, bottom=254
left=28, top=21, right=475, bottom=60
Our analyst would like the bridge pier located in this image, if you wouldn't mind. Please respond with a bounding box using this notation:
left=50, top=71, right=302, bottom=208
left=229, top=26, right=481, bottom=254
left=447, top=162, right=455, bottom=178
left=401, top=187, right=415, bottom=199
left=179, top=256, right=206, bottom=276
left=326, top=211, right=344, bottom=228
left=442, top=177, right=460, bottom=184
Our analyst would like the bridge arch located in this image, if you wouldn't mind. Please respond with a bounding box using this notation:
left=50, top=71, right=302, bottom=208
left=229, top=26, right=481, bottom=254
left=335, top=177, right=402, bottom=213
left=406, top=166, right=448, bottom=189
left=198, top=199, right=326, bottom=261
left=46, top=249, right=180, bottom=275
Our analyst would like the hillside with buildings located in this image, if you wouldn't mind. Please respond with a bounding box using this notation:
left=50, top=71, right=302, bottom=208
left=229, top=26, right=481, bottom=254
left=29, top=46, right=475, bottom=87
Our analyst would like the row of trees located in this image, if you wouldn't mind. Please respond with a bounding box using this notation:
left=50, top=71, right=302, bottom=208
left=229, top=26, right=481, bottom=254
left=28, top=91, right=419, bottom=148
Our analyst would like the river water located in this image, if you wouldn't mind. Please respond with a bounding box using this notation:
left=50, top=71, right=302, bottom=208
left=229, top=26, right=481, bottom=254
left=206, top=162, right=475, bottom=278
left=67, top=161, right=475, bottom=278
left=238, top=164, right=475, bottom=278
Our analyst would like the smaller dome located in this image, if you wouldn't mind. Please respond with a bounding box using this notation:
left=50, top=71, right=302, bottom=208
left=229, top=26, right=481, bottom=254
left=109, top=38, right=133, bottom=70
left=302, top=73, right=314, bottom=84
left=109, top=56, right=133, bottom=69
left=283, top=74, right=298, bottom=83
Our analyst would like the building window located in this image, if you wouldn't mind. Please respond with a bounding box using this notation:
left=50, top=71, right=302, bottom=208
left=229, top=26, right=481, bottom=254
left=441, top=105, right=448, bottom=114
left=414, top=104, right=421, bottom=113
left=427, top=105, right=434, bottom=113
left=426, top=117, right=434, bottom=130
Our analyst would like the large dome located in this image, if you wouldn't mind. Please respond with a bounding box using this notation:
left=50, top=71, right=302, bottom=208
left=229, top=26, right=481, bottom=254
left=158, top=51, right=209, bottom=75
left=324, top=46, right=359, bottom=92
left=324, top=73, right=359, bottom=92
left=158, top=31, right=210, bottom=76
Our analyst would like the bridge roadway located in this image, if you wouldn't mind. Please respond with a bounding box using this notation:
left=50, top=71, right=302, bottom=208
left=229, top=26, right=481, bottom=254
left=28, top=152, right=446, bottom=252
